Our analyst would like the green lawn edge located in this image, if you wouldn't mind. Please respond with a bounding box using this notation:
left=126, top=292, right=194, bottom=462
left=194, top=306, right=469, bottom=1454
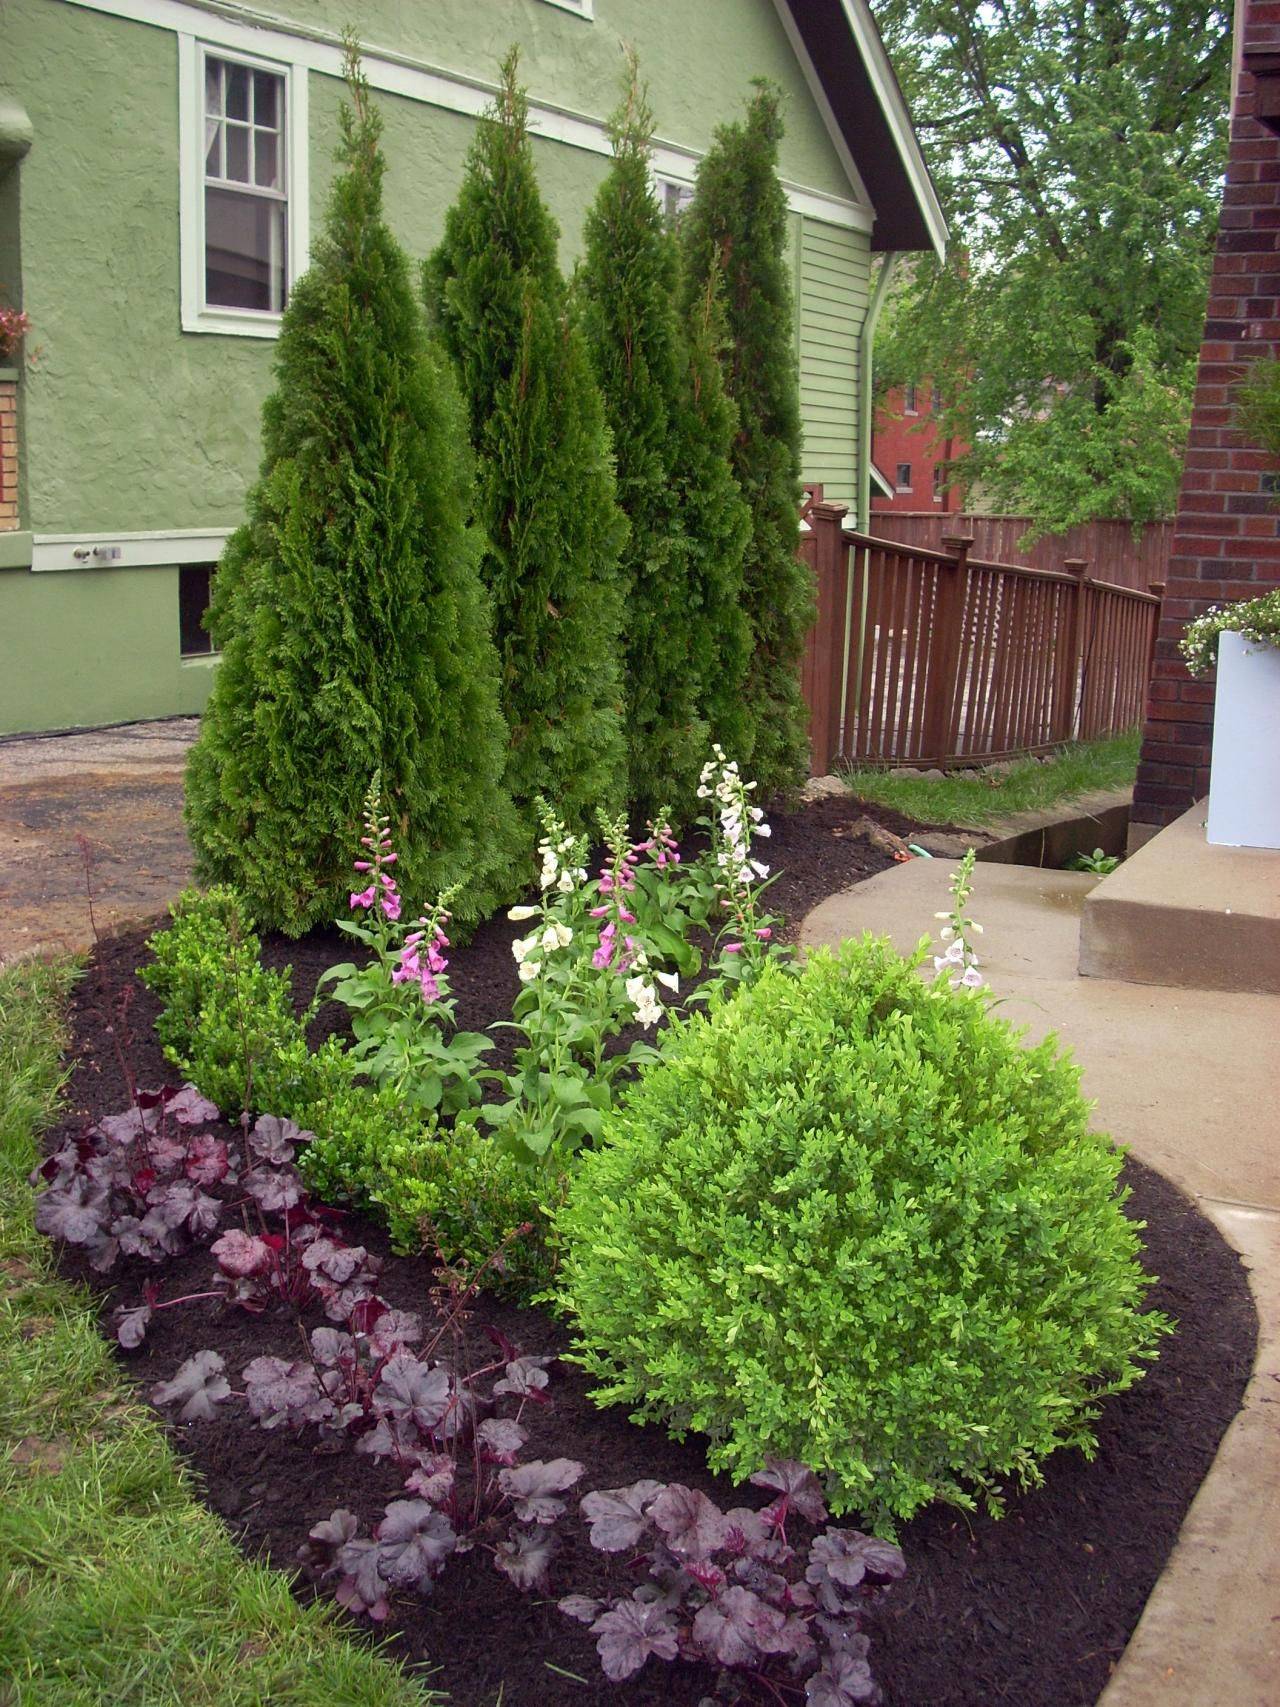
left=0, top=956, right=439, bottom=1707
left=838, top=729, right=1141, bottom=830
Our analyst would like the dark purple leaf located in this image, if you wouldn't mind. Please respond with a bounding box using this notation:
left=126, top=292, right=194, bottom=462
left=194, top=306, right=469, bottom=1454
left=298, top=1507, right=360, bottom=1579
left=365, top=1309, right=422, bottom=1355
left=404, top=1455, right=455, bottom=1504
left=212, top=1229, right=274, bottom=1278
left=242, top=1165, right=303, bottom=1214
left=324, top=1282, right=384, bottom=1326
left=151, top=1351, right=230, bottom=1422
left=374, top=1499, right=456, bottom=1588
left=495, top=1523, right=559, bottom=1590
left=34, top=1178, right=109, bottom=1245
left=691, top=1585, right=783, bottom=1668
left=242, top=1355, right=333, bottom=1430
left=184, top=1134, right=231, bottom=1186
left=334, top=1536, right=390, bottom=1622
left=650, top=1484, right=729, bottom=1560
left=354, top=1416, right=402, bottom=1461
left=751, top=1459, right=829, bottom=1525
left=590, top=1596, right=680, bottom=1682
left=721, top=1505, right=774, bottom=1558
left=560, top=1594, right=604, bottom=1625
left=302, top=1238, right=378, bottom=1288
left=498, top=1458, right=584, bottom=1524
left=310, top=1327, right=354, bottom=1368
left=476, top=1418, right=528, bottom=1466
left=146, top=1134, right=188, bottom=1179
left=580, top=1480, right=663, bottom=1552
left=97, top=1106, right=155, bottom=1145
left=114, top=1301, right=152, bottom=1348
left=805, top=1646, right=879, bottom=1706
left=248, top=1113, right=303, bottom=1164
left=493, top=1355, right=551, bottom=1399
left=374, top=1354, right=452, bottom=1435
left=165, top=1086, right=222, bottom=1126
left=805, top=1531, right=906, bottom=1614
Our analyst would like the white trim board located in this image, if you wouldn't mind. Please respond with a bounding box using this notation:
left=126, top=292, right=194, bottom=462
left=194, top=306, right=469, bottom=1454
left=33, top=528, right=234, bottom=572
left=59, top=0, right=874, bottom=233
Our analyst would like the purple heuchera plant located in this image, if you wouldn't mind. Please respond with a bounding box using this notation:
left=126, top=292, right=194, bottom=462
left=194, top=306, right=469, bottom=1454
left=32, top=1084, right=225, bottom=1274
left=561, top=1461, right=905, bottom=1704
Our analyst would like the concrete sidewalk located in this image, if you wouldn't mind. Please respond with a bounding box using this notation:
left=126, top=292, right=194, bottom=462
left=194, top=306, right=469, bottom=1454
left=0, top=720, right=197, bottom=966
left=803, top=859, right=1280, bottom=1707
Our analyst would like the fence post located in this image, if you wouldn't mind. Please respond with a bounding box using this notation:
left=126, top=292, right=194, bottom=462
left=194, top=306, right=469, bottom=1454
left=922, top=535, right=972, bottom=766
left=1063, top=557, right=1091, bottom=740
left=805, top=500, right=850, bottom=775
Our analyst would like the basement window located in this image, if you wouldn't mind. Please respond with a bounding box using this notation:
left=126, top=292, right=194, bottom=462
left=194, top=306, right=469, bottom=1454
left=179, top=564, right=216, bottom=657
left=179, top=37, right=309, bottom=337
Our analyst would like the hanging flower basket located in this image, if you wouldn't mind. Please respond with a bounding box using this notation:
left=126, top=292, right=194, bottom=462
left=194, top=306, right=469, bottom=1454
left=1182, top=591, right=1280, bottom=849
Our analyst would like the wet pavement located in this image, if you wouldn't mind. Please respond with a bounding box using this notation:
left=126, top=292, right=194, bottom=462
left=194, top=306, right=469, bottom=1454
left=0, top=720, right=197, bottom=966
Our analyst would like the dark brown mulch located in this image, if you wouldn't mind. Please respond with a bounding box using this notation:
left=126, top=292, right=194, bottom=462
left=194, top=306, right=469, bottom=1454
left=49, top=795, right=1257, bottom=1707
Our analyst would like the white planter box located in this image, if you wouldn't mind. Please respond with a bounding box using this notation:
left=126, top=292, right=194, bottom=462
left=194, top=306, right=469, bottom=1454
left=1206, top=629, right=1280, bottom=849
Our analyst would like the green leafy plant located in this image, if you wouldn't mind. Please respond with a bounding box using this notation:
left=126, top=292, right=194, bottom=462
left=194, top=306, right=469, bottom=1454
left=679, top=82, right=813, bottom=799
left=426, top=48, right=626, bottom=837
left=576, top=55, right=750, bottom=818
left=185, top=40, right=518, bottom=935
left=1180, top=587, right=1280, bottom=677
left=555, top=936, right=1166, bottom=1530
left=316, top=780, right=491, bottom=1116
left=1066, top=847, right=1121, bottom=875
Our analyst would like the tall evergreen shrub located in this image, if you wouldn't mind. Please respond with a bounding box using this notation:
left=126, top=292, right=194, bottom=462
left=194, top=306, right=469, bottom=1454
left=576, top=65, right=750, bottom=817
left=426, top=51, right=626, bottom=832
left=680, top=84, right=814, bottom=798
left=185, top=46, right=518, bottom=936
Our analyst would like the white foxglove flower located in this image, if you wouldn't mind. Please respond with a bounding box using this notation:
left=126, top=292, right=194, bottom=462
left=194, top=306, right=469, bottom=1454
left=512, top=934, right=536, bottom=964
left=654, top=970, right=679, bottom=992
left=507, top=904, right=539, bottom=922
left=751, top=861, right=770, bottom=880
left=956, top=966, right=985, bottom=989
left=517, top=958, right=541, bottom=983
left=755, top=823, right=772, bottom=838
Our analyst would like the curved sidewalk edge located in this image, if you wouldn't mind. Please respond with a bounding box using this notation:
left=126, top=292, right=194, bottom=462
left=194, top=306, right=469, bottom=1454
left=802, top=858, right=1280, bottom=1707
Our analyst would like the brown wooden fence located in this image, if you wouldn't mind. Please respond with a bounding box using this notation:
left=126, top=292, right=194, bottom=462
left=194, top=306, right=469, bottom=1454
left=799, top=502, right=1163, bottom=775
left=865, top=512, right=1171, bottom=593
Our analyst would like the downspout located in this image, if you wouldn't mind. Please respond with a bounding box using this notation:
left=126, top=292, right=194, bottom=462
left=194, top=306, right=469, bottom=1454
left=838, top=250, right=901, bottom=756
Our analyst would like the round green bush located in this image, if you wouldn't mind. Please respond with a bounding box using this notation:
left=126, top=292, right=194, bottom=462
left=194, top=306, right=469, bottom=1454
left=555, top=938, right=1166, bottom=1529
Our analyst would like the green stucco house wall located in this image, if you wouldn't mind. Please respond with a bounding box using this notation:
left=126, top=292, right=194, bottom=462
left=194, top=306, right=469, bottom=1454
left=0, top=0, right=944, bottom=736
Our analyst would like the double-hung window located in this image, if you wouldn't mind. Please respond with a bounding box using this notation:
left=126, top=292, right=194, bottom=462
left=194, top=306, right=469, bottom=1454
left=179, top=38, right=309, bottom=336
left=204, top=55, right=287, bottom=313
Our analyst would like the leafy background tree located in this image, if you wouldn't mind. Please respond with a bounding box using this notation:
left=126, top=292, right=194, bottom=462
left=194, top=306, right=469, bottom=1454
left=186, top=44, right=518, bottom=935
left=680, top=82, right=813, bottom=798
left=876, top=0, right=1231, bottom=533
left=426, top=50, right=626, bottom=835
left=575, top=60, right=750, bottom=819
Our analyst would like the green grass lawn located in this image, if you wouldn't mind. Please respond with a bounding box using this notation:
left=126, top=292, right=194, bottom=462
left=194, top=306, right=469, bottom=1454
left=0, top=957, right=436, bottom=1707
left=839, top=729, right=1141, bottom=829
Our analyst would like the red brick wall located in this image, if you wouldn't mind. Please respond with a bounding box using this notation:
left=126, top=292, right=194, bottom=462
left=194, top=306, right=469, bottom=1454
left=871, top=384, right=966, bottom=514
left=0, top=377, right=16, bottom=529
left=1132, top=5, right=1280, bottom=833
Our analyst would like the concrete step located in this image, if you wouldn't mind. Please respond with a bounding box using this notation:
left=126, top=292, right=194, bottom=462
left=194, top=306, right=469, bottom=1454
left=1079, top=801, right=1280, bottom=995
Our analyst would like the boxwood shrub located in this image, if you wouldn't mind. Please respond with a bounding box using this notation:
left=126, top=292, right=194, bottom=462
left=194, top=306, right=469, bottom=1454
left=554, top=937, right=1166, bottom=1529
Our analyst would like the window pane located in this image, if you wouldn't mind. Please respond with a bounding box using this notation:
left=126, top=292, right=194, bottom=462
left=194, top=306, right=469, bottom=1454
left=253, top=130, right=279, bottom=190
left=253, top=70, right=279, bottom=129
left=179, top=564, right=215, bottom=656
left=223, top=122, right=250, bottom=183
left=225, top=62, right=249, bottom=121
left=204, top=117, right=222, bottom=177
left=205, top=187, right=286, bottom=312
left=205, top=58, right=222, bottom=115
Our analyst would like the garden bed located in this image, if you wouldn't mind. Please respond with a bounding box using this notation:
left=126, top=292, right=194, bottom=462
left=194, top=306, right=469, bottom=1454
left=48, top=793, right=1257, bottom=1707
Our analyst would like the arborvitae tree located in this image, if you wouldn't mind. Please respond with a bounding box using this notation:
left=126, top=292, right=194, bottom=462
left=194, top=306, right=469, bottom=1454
left=680, top=83, right=813, bottom=798
left=185, top=45, right=519, bottom=935
left=425, top=50, right=626, bottom=834
left=576, top=62, right=750, bottom=819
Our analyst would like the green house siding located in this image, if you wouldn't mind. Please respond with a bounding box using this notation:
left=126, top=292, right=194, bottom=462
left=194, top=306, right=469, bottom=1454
left=798, top=220, right=869, bottom=510
left=0, top=0, right=878, bottom=735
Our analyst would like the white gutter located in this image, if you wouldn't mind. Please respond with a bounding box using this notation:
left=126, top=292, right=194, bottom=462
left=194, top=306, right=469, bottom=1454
left=839, top=251, right=902, bottom=756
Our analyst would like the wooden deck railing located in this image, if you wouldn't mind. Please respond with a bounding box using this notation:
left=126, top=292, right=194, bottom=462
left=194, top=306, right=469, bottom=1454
left=798, top=502, right=1162, bottom=775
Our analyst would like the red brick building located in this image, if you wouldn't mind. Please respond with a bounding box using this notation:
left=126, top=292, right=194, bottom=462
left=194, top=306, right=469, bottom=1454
left=1131, top=1, right=1280, bottom=840
left=871, top=382, right=966, bottom=514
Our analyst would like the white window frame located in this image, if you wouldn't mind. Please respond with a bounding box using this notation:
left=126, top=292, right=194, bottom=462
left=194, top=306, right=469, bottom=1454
left=652, top=171, right=696, bottom=223
left=895, top=462, right=913, bottom=492
left=178, top=34, right=309, bottom=338
left=537, top=0, right=594, bottom=18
